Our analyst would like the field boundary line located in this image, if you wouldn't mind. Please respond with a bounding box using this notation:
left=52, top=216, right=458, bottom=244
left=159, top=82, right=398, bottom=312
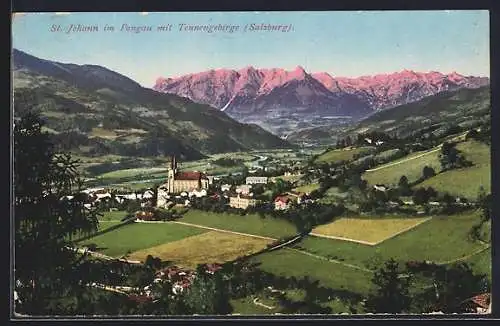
left=285, top=247, right=373, bottom=273
left=309, top=233, right=376, bottom=246
left=171, top=221, right=277, bottom=241
left=436, top=244, right=491, bottom=265
left=365, top=146, right=442, bottom=172
left=371, top=217, right=433, bottom=246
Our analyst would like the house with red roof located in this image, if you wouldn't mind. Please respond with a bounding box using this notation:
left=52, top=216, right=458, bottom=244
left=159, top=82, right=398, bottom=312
left=274, top=196, right=291, bottom=210
left=460, top=293, right=491, bottom=313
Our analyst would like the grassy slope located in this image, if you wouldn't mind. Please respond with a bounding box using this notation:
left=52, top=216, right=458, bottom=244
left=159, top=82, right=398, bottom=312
left=362, top=140, right=490, bottom=197
left=362, top=147, right=442, bottom=185
left=180, top=210, right=298, bottom=239
left=418, top=140, right=491, bottom=199
left=251, top=248, right=374, bottom=295
left=78, top=222, right=207, bottom=257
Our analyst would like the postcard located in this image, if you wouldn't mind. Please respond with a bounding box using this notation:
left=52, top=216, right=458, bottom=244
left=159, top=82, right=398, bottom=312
left=11, top=11, right=491, bottom=317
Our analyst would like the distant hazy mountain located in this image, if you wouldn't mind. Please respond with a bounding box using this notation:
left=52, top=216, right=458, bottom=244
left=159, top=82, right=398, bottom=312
left=287, top=85, right=491, bottom=144
left=12, top=49, right=291, bottom=161
left=154, top=66, right=489, bottom=117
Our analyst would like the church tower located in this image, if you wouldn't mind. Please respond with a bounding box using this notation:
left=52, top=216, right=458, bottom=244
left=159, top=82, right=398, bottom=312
left=167, top=155, right=177, bottom=193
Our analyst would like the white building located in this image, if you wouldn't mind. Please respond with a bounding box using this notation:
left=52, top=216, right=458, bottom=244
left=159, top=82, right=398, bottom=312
left=143, top=190, right=154, bottom=199
left=373, top=185, right=388, bottom=192
left=156, top=185, right=171, bottom=208
left=221, top=184, right=232, bottom=192
left=189, top=189, right=207, bottom=198
left=246, top=176, right=268, bottom=185
left=236, top=184, right=252, bottom=195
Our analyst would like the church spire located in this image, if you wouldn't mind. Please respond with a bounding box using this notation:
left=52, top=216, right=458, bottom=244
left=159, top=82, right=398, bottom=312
left=171, top=155, right=177, bottom=170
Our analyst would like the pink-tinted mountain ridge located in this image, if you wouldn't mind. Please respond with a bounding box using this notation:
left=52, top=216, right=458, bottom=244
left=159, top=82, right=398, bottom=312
left=154, top=67, right=489, bottom=117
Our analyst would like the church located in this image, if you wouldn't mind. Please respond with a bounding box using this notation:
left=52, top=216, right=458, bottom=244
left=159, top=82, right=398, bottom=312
left=157, top=156, right=209, bottom=207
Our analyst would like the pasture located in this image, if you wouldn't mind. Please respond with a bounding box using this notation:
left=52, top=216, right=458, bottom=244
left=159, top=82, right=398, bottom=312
left=362, top=147, right=442, bottom=186
left=180, top=210, right=298, bottom=239
left=315, top=146, right=374, bottom=164
left=417, top=140, right=490, bottom=199
left=251, top=248, right=374, bottom=295
left=78, top=222, right=207, bottom=257
left=294, top=211, right=489, bottom=271
left=128, top=231, right=271, bottom=269
left=311, top=216, right=431, bottom=245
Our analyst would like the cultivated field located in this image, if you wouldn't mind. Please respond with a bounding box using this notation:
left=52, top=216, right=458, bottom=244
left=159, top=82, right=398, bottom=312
left=180, top=210, right=298, bottom=239
left=311, top=216, right=431, bottom=245
left=315, top=146, right=374, bottom=164
left=362, top=147, right=442, bottom=186
left=418, top=140, right=491, bottom=199
left=128, top=231, right=271, bottom=269
left=79, top=222, right=207, bottom=257
left=294, top=211, right=489, bottom=271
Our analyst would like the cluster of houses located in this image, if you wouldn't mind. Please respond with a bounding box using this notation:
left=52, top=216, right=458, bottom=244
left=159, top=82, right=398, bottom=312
left=80, top=187, right=155, bottom=210
left=128, top=263, right=224, bottom=303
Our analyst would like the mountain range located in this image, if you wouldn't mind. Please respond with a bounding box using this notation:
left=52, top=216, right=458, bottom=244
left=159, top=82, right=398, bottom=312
left=153, top=66, right=489, bottom=135
left=12, top=49, right=290, bottom=162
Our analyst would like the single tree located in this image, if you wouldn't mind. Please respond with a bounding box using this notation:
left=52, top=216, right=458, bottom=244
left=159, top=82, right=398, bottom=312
left=413, top=188, right=430, bottom=205
left=422, top=166, right=436, bottom=179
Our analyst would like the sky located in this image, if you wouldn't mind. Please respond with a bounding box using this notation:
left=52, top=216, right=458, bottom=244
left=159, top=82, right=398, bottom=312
left=12, top=11, right=490, bottom=87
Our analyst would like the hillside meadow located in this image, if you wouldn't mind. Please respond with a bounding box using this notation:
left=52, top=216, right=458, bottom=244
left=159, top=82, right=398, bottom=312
left=250, top=248, right=374, bottom=295
left=417, top=140, right=491, bottom=199
left=362, top=147, right=442, bottom=186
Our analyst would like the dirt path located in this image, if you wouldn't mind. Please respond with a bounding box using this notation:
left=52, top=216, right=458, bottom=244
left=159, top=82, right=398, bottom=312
left=253, top=297, right=275, bottom=310
left=171, top=220, right=277, bottom=241
left=285, top=247, right=373, bottom=273
left=365, top=147, right=442, bottom=172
